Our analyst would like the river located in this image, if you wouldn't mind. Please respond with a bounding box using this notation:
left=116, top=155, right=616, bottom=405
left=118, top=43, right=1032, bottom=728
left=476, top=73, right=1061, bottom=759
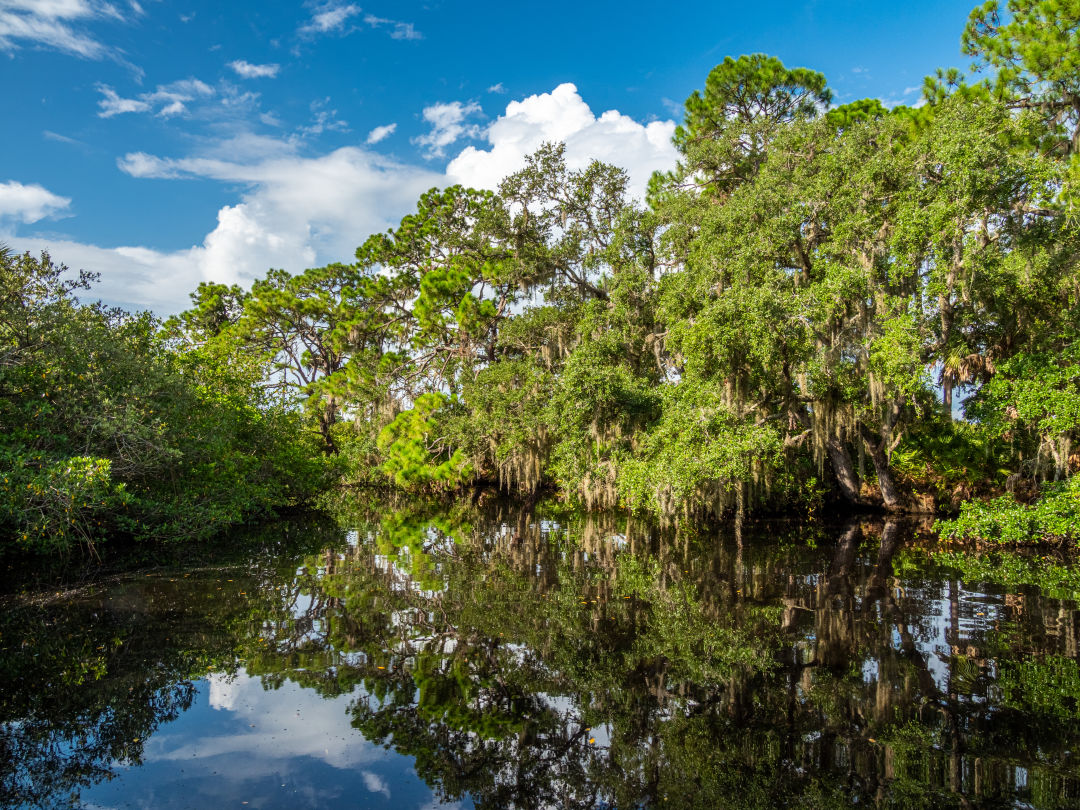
left=2, top=501, right=1079, bottom=808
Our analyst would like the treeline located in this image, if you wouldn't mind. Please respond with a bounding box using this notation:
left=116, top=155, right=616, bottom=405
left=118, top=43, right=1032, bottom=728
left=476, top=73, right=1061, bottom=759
left=0, top=249, right=330, bottom=553
left=3, top=0, right=1079, bottom=552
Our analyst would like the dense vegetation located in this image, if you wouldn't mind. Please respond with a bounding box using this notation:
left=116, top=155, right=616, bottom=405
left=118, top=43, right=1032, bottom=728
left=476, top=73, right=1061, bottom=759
left=0, top=249, right=329, bottom=554
left=3, top=0, right=1079, bottom=553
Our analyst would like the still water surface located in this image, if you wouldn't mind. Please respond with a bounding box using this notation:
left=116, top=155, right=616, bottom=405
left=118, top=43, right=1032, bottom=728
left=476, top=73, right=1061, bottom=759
left=2, top=503, right=1079, bottom=809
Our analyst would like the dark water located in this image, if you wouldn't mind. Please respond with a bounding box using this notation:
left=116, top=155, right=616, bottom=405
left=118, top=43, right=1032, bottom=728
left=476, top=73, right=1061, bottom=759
left=2, top=502, right=1080, bottom=809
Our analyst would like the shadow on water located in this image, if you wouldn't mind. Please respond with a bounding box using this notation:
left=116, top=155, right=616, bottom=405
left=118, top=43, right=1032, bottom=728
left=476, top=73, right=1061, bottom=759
left=2, top=500, right=1079, bottom=808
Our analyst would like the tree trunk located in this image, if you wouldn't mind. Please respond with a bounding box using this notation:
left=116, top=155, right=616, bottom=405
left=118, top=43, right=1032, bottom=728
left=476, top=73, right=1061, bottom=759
left=942, top=377, right=953, bottom=421
left=827, top=437, right=862, bottom=505
left=861, top=428, right=901, bottom=510
left=318, top=402, right=339, bottom=455
left=864, top=521, right=901, bottom=605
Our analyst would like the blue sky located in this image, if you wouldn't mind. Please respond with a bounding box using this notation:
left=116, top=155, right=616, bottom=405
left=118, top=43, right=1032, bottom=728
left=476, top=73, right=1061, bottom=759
left=1, top=0, right=980, bottom=314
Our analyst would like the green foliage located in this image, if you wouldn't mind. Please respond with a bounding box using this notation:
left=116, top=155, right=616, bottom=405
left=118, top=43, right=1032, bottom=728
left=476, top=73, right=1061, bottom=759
left=963, top=1, right=1080, bottom=145
left=7, top=503, right=1080, bottom=807
left=666, top=53, right=830, bottom=198
left=0, top=250, right=328, bottom=554
left=999, top=655, right=1080, bottom=721
left=19, top=1, right=1075, bottom=537
left=889, top=418, right=1006, bottom=496
left=163, top=281, right=248, bottom=341
left=935, top=476, right=1080, bottom=545
left=614, top=555, right=775, bottom=680
left=823, top=97, right=890, bottom=129
left=617, top=382, right=784, bottom=518
left=966, top=341, right=1080, bottom=480
left=917, top=547, right=1080, bottom=600
left=680, top=53, right=831, bottom=134
left=377, top=393, right=471, bottom=490
left=455, top=354, right=555, bottom=494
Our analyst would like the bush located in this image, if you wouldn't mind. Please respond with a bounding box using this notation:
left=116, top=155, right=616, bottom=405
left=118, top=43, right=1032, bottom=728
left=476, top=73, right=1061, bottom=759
left=935, top=476, right=1080, bottom=545
left=0, top=249, right=329, bottom=554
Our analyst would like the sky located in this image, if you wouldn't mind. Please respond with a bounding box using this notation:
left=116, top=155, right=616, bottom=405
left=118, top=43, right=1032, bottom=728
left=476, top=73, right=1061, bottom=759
left=1, top=0, right=981, bottom=315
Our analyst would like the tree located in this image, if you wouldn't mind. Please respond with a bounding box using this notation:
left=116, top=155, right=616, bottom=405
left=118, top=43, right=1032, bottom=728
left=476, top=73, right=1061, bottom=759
left=963, top=0, right=1080, bottom=155
left=665, top=54, right=831, bottom=199
left=0, top=250, right=326, bottom=553
left=164, top=281, right=248, bottom=343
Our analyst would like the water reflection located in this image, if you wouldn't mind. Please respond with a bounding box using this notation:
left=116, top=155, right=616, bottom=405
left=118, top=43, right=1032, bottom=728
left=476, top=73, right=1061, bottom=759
left=2, top=502, right=1079, bottom=808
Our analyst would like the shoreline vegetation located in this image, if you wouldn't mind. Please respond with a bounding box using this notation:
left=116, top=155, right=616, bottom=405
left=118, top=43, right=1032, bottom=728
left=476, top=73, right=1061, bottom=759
left=3, top=0, right=1080, bottom=555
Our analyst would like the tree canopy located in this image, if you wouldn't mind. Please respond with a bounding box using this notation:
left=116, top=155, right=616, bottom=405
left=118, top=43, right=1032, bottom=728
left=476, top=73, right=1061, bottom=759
left=5, top=0, right=1080, bottom=553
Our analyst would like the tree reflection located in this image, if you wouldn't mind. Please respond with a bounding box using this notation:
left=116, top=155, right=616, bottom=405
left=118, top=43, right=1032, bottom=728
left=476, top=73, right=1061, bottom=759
left=0, top=515, right=340, bottom=808
left=2, top=503, right=1079, bottom=808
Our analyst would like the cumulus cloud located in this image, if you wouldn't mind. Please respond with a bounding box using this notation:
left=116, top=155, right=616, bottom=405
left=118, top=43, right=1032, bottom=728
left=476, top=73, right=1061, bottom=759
left=159, top=143, right=434, bottom=284
left=360, top=771, right=390, bottom=798
left=447, top=82, right=678, bottom=201
left=12, top=84, right=679, bottom=315
left=4, top=235, right=207, bottom=314
left=96, top=78, right=214, bottom=118
left=168, top=672, right=385, bottom=771
left=298, top=1, right=360, bottom=36
left=365, top=122, right=396, bottom=144
left=228, top=59, right=280, bottom=79
left=413, top=100, right=482, bottom=159
left=9, top=144, right=441, bottom=313
left=0, top=0, right=125, bottom=60
left=0, top=179, right=71, bottom=224
left=487, top=82, right=505, bottom=94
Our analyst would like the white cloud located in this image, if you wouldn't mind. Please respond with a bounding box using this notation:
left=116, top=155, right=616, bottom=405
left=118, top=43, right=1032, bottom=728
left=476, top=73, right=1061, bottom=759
left=43, top=129, right=85, bottom=146
left=146, top=78, right=214, bottom=116
left=96, top=78, right=214, bottom=119
left=298, top=1, right=360, bottom=36
left=487, top=82, right=505, bottom=94
left=298, top=97, right=348, bottom=137
left=365, top=122, right=396, bottom=144
left=197, top=131, right=300, bottom=162
left=447, top=82, right=678, bottom=201
left=660, top=96, right=683, bottom=118
left=0, top=0, right=124, bottom=60
left=413, top=100, right=482, bottom=159
left=12, top=84, right=679, bottom=315
left=228, top=59, right=280, bottom=79
left=360, top=771, right=390, bottom=798
left=115, top=151, right=179, bottom=178
left=297, top=4, right=420, bottom=45
left=4, top=235, right=208, bottom=314
left=0, top=179, right=71, bottom=224
left=95, top=84, right=149, bottom=116
left=163, top=672, right=384, bottom=771
left=259, top=110, right=283, bottom=127
left=9, top=144, right=441, bottom=313
left=389, top=21, right=419, bottom=40
left=362, top=12, right=421, bottom=40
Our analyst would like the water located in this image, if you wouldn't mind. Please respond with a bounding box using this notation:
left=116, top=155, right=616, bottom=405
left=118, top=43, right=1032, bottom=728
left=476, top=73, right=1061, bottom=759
left=2, top=503, right=1079, bottom=809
